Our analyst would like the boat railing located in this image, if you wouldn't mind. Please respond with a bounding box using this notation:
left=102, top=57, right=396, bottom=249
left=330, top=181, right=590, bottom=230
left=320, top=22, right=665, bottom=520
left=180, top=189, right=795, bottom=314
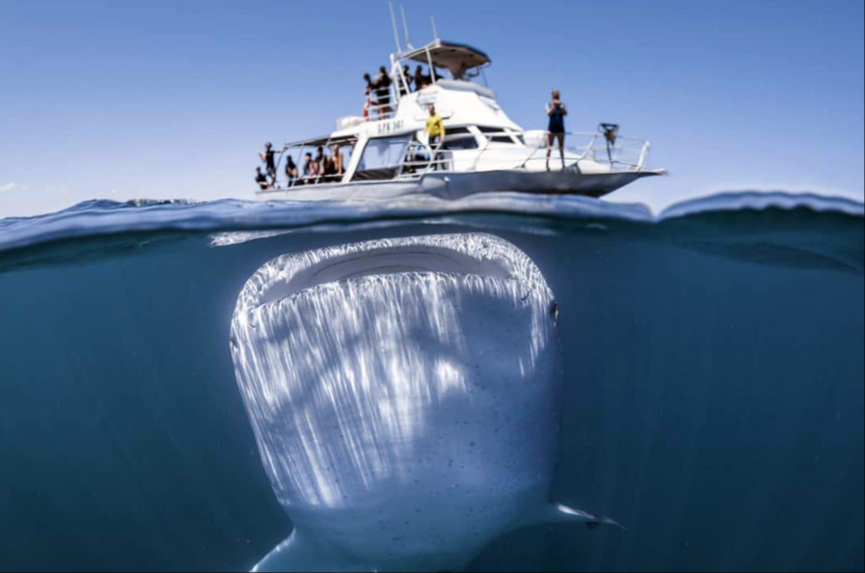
left=394, top=139, right=455, bottom=179
left=394, top=130, right=652, bottom=179
left=515, top=131, right=651, bottom=172
left=365, top=99, right=397, bottom=121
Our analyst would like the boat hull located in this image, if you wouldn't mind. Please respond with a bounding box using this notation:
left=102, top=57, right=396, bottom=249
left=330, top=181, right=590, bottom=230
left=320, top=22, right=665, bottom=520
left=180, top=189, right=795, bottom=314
left=256, top=168, right=663, bottom=202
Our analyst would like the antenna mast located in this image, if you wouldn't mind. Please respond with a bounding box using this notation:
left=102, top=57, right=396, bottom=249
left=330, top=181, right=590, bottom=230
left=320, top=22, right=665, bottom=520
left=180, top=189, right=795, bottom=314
left=400, top=5, right=413, bottom=50
left=431, top=16, right=439, bottom=40
left=388, top=2, right=402, bottom=54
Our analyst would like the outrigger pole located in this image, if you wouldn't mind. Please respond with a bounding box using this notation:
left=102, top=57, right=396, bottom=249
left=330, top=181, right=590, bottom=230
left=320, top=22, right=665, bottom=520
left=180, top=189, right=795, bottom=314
left=388, top=2, right=402, bottom=55
left=400, top=5, right=413, bottom=51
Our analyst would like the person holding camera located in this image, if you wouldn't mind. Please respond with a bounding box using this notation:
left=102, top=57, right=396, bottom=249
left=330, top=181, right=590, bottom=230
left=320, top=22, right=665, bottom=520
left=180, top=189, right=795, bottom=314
left=546, top=90, right=568, bottom=170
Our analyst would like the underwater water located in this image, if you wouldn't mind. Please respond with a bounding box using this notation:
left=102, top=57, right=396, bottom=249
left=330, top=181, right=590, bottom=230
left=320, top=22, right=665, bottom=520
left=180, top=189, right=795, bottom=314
left=0, top=191, right=862, bottom=572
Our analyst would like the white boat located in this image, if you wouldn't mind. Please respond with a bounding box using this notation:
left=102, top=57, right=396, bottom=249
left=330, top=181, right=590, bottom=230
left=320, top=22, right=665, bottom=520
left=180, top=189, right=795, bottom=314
left=257, top=29, right=665, bottom=202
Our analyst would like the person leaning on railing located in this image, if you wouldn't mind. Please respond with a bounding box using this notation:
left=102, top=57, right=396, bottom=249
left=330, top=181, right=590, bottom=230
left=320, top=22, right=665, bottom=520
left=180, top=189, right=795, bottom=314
left=398, top=65, right=413, bottom=97
left=426, top=104, right=445, bottom=170
left=302, top=152, right=317, bottom=182
left=363, top=73, right=377, bottom=119
left=414, top=65, right=434, bottom=90
left=255, top=167, right=271, bottom=191
left=331, top=144, right=344, bottom=176
left=284, top=155, right=298, bottom=187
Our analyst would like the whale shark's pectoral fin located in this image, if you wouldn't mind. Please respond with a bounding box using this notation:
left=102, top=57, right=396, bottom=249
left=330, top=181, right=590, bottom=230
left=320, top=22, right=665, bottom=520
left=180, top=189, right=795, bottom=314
left=252, top=530, right=374, bottom=573
left=547, top=503, right=626, bottom=531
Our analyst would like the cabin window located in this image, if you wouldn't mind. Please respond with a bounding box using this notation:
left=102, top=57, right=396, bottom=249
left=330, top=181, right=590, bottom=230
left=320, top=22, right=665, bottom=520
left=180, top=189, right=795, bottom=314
left=478, top=126, right=517, bottom=144
left=442, top=127, right=479, bottom=151
left=353, top=136, right=411, bottom=181
left=335, top=141, right=354, bottom=168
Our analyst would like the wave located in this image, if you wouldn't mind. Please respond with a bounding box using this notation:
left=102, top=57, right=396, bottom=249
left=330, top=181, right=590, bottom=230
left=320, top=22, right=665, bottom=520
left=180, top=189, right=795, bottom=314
left=0, top=191, right=861, bottom=255
left=0, top=191, right=861, bottom=278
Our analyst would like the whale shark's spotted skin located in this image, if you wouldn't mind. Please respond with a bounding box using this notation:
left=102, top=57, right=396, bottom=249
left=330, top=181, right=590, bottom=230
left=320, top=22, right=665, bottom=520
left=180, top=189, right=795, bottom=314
left=230, top=234, right=608, bottom=572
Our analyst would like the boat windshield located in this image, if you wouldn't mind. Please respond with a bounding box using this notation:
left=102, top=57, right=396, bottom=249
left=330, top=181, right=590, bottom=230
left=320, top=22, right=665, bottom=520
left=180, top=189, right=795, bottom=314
left=353, top=135, right=413, bottom=181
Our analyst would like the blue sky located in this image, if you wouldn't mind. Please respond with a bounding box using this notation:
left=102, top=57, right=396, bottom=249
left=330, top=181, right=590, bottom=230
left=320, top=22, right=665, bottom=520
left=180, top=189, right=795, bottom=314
left=0, top=0, right=862, bottom=217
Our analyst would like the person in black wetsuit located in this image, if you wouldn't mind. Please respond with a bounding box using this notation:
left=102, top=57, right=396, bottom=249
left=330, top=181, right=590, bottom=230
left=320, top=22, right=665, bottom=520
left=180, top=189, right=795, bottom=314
left=255, top=167, right=270, bottom=190
left=284, top=155, right=298, bottom=187
left=414, top=65, right=426, bottom=90
left=545, top=90, right=568, bottom=170
left=374, top=66, right=393, bottom=115
left=260, top=142, right=276, bottom=184
left=363, top=73, right=375, bottom=93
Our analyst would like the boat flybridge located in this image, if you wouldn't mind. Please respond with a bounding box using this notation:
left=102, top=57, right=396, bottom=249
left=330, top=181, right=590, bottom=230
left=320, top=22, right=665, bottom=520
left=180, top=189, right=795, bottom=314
left=257, top=34, right=665, bottom=202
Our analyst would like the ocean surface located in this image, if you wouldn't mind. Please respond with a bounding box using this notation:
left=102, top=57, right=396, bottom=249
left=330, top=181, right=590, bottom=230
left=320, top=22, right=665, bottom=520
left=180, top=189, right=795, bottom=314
left=0, top=191, right=862, bottom=572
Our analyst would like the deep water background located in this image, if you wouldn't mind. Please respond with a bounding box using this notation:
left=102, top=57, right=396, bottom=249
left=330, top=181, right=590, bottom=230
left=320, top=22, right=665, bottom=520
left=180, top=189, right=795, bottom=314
left=0, top=201, right=862, bottom=572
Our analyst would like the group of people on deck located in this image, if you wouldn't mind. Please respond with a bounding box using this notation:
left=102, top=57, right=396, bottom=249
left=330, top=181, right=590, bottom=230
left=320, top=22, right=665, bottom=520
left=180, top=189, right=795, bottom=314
left=363, top=64, right=436, bottom=118
left=255, top=142, right=346, bottom=190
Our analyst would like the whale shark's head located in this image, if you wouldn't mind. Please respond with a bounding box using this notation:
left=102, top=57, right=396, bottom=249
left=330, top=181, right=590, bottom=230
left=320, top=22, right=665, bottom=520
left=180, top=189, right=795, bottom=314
left=230, top=233, right=569, bottom=572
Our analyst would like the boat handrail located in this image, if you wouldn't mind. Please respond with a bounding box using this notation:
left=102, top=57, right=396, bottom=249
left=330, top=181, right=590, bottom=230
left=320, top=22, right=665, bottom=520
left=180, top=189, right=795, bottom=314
left=515, top=131, right=651, bottom=171
left=365, top=99, right=397, bottom=121
left=393, top=130, right=652, bottom=178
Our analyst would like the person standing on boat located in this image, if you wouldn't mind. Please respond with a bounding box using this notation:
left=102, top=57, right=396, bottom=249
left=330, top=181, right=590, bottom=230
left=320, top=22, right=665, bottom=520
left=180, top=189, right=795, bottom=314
left=426, top=104, right=445, bottom=170
left=546, top=90, right=568, bottom=170
left=374, top=66, right=393, bottom=116
left=260, top=142, right=277, bottom=185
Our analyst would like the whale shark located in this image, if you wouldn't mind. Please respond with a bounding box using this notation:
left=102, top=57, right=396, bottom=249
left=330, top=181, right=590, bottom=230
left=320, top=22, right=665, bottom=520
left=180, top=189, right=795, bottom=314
left=229, top=233, right=615, bottom=572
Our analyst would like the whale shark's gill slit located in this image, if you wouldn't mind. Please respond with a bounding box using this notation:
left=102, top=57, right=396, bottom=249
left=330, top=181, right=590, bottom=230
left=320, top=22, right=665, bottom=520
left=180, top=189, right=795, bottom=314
left=230, top=233, right=602, bottom=572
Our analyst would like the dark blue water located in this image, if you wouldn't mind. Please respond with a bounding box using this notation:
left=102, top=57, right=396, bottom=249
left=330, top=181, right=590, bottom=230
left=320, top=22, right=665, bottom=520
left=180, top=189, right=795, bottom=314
left=0, top=192, right=862, bottom=572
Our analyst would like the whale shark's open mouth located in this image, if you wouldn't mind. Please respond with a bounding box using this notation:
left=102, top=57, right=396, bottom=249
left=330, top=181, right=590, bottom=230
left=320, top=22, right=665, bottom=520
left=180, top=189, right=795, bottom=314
left=235, top=233, right=553, bottom=310
left=230, top=234, right=569, bottom=572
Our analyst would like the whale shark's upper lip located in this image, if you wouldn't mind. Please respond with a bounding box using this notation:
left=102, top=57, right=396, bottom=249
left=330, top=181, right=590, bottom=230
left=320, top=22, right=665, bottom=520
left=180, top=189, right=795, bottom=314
left=235, top=233, right=551, bottom=313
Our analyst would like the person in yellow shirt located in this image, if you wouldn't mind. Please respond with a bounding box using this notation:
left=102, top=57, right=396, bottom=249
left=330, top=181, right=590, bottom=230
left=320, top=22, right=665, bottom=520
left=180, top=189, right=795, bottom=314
left=425, top=105, right=445, bottom=170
